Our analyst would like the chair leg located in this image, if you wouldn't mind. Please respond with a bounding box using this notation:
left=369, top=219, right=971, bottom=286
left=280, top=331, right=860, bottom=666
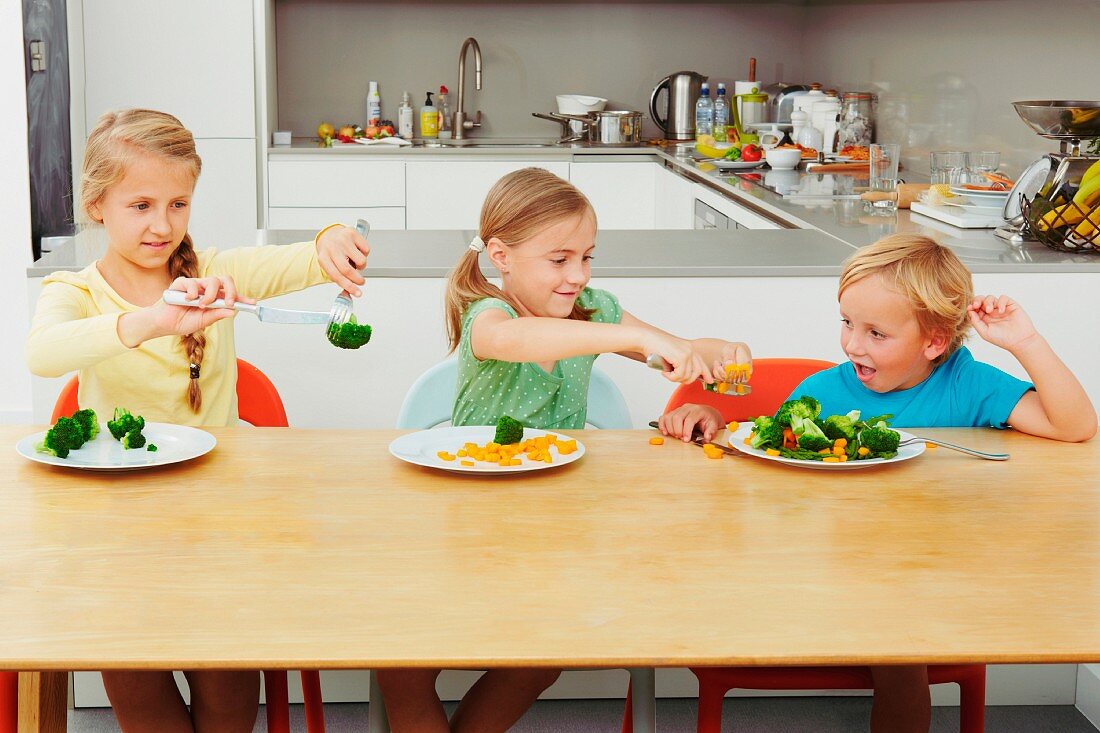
left=0, top=672, right=16, bottom=733
left=301, top=671, right=325, bottom=733
left=264, top=671, right=290, bottom=733
left=958, top=668, right=986, bottom=733
left=695, top=677, right=726, bottom=733
left=620, top=679, right=633, bottom=733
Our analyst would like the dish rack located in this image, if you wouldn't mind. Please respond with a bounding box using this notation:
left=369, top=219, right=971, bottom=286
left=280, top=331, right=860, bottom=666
left=1022, top=195, right=1100, bottom=254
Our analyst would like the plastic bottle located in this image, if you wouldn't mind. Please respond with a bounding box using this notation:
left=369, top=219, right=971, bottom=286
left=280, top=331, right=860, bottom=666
left=367, top=81, right=382, bottom=127
left=398, top=91, right=414, bottom=139
left=695, top=83, right=713, bottom=141
left=420, top=91, right=438, bottom=139
left=437, top=85, right=453, bottom=139
left=713, top=83, right=729, bottom=142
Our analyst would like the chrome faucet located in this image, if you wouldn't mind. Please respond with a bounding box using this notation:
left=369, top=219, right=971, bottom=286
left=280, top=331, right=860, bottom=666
left=454, top=37, right=482, bottom=140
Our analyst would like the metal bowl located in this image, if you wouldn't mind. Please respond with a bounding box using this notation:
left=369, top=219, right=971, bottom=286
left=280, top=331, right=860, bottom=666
left=1012, top=100, right=1100, bottom=140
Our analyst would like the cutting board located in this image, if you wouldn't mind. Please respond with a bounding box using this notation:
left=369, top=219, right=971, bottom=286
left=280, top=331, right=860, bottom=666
left=910, top=202, right=1003, bottom=229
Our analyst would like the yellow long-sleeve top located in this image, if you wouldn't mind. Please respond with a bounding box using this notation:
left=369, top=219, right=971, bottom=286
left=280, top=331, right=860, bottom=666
left=26, top=241, right=330, bottom=426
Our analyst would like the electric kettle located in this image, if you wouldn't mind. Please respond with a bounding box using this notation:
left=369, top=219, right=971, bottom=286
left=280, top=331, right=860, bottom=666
left=650, top=71, right=707, bottom=141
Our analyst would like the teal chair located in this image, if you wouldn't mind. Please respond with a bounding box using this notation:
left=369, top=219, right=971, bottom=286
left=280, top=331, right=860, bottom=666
left=372, top=358, right=648, bottom=733
left=395, top=357, right=633, bottom=429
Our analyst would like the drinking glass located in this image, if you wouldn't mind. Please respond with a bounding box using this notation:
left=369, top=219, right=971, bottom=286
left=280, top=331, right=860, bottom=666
left=869, top=143, right=901, bottom=212
left=966, top=151, right=1001, bottom=185
left=930, top=150, right=969, bottom=185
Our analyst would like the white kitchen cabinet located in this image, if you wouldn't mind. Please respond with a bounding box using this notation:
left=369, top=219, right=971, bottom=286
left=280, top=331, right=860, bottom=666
left=80, top=0, right=255, bottom=138
left=190, top=139, right=259, bottom=247
left=569, top=160, right=657, bottom=229
left=654, top=166, right=696, bottom=229
left=693, top=186, right=782, bottom=230
left=267, top=207, right=406, bottom=231
left=268, top=160, right=406, bottom=208
left=405, top=161, right=570, bottom=230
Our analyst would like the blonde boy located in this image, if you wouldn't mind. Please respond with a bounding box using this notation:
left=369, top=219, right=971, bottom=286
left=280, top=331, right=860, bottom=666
left=660, top=234, right=1096, bottom=732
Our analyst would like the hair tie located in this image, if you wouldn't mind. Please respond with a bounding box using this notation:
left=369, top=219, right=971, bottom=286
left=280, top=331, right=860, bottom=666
left=189, top=363, right=201, bottom=380
left=468, top=235, right=486, bottom=253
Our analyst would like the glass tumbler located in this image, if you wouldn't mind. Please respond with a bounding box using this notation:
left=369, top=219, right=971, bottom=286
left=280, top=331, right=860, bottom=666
left=868, top=143, right=901, bottom=213
left=930, top=150, right=969, bottom=185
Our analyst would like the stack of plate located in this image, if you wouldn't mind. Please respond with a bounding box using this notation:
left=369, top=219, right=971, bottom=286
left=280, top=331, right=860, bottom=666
left=910, top=187, right=1009, bottom=229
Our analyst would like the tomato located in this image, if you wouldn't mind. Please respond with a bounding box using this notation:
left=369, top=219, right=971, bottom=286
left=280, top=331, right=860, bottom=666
left=741, top=144, right=762, bottom=162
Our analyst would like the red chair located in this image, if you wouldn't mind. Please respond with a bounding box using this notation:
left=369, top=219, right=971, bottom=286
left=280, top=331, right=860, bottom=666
left=0, top=672, right=15, bottom=733
left=661, top=357, right=838, bottom=422
left=45, top=359, right=323, bottom=733
left=622, top=358, right=986, bottom=733
left=686, top=665, right=985, bottom=733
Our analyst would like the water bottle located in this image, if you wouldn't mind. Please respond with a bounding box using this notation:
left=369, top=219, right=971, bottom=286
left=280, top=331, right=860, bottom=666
left=713, top=83, right=729, bottom=142
left=695, top=83, right=713, bottom=141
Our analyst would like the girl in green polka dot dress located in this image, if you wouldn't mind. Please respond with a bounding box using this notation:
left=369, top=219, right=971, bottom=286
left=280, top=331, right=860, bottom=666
left=374, top=167, right=752, bottom=733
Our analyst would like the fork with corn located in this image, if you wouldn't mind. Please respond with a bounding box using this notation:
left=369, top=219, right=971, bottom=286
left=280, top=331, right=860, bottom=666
left=645, top=355, right=753, bottom=396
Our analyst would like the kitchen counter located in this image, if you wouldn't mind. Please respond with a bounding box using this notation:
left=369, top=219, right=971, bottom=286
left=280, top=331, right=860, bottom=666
left=265, top=139, right=1100, bottom=272
left=27, top=228, right=855, bottom=278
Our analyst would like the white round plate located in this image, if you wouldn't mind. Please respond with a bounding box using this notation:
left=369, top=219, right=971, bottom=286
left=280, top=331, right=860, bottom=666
left=16, top=422, right=216, bottom=471
left=709, top=159, right=766, bottom=170
left=941, top=199, right=1004, bottom=213
left=949, top=186, right=1010, bottom=199
left=389, top=426, right=585, bottom=474
left=726, top=423, right=924, bottom=470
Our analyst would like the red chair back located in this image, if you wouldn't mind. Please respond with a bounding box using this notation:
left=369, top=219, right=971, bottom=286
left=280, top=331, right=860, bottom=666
left=662, top=358, right=836, bottom=422
left=50, top=359, right=288, bottom=427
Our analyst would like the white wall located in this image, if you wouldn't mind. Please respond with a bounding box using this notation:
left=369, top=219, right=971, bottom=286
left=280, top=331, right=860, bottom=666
left=0, top=2, right=33, bottom=424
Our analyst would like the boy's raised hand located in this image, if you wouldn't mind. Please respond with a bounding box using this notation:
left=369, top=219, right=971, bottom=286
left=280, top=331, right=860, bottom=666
left=968, top=294, right=1039, bottom=353
left=658, top=404, right=725, bottom=443
left=316, top=224, right=371, bottom=297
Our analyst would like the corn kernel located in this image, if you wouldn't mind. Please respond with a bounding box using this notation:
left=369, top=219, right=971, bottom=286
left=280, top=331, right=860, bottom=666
left=726, top=421, right=740, bottom=432
left=765, top=448, right=780, bottom=456
left=437, top=451, right=456, bottom=461
left=460, top=460, right=475, bottom=467
left=823, top=456, right=840, bottom=463
left=857, top=446, right=870, bottom=457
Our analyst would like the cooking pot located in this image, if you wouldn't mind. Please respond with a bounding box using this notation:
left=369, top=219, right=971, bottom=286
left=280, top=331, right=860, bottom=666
left=539, top=110, right=644, bottom=146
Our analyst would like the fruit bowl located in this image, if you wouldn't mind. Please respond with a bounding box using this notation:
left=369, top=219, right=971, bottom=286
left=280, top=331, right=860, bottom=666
left=1012, top=100, right=1100, bottom=141
left=1022, top=194, right=1100, bottom=254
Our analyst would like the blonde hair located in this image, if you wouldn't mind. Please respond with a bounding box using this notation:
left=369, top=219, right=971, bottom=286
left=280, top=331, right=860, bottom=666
left=444, top=167, right=597, bottom=352
left=82, top=109, right=207, bottom=411
left=839, top=234, right=973, bottom=363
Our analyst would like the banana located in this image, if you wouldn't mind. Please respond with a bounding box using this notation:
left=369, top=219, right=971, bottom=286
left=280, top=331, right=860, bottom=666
left=1070, top=108, right=1100, bottom=125
left=1081, top=158, right=1100, bottom=188
left=1073, top=174, right=1100, bottom=207
left=1039, top=203, right=1086, bottom=230
left=1074, top=205, right=1100, bottom=239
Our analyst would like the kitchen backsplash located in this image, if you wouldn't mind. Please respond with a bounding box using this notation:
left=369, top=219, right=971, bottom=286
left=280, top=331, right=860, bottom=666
left=276, top=0, right=1100, bottom=178
left=275, top=1, right=806, bottom=140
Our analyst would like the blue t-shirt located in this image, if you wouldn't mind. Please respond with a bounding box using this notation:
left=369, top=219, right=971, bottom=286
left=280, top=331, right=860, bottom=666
left=788, top=347, right=1033, bottom=429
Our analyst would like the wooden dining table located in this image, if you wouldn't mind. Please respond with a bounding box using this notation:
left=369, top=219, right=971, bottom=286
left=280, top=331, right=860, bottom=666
left=2, top=425, right=1100, bottom=732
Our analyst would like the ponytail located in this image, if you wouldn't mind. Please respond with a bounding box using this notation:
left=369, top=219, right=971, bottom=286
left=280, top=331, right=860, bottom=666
left=167, top=234, right=205, bottom=411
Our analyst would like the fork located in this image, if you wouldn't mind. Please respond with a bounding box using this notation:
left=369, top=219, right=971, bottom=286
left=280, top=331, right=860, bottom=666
left=327, top=219, right=370, bottom=332
left=645, top=354, right=753, bottom=396
left=898, top=436, right=1009, bottom=461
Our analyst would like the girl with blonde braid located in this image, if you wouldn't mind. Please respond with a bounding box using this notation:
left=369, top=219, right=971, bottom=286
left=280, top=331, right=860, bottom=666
left=26, top=108, right=371, bottom=732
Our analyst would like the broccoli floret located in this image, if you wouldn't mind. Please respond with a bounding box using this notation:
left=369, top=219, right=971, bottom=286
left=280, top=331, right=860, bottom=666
left=750, top=415, right=784, bottom=449
left=773, top=400, right=799, bottom=428
left=35, top=416, right=85, bottom=458
left=791, top=415, right=832, bottom=452
left=107, top=408, right=145, bottom=441
left=121, top=429, right=146, bottom=450
left=327, top=315, right=372, bottom=350
left=860, top=424, right=901, bottom=454
left=71, top=408, right=100, bottom=442
left=147, top=444, right=158, bottom=452
left=788, top=401, right=816, bottom=423
left=493, top=415, right=524, bottom=445
left=823, top=410, right=861, bottom=442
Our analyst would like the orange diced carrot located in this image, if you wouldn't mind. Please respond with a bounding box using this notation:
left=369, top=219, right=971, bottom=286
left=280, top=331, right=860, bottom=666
left=649, top=436, right=665, bottom=445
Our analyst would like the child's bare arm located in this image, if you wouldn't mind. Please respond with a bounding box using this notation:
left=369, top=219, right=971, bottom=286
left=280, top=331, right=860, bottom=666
left=470, top=308, right=710, bottom=384
left=970, top=295, right=1097, bottom=442
left=614, top=312, right=752, bottom=381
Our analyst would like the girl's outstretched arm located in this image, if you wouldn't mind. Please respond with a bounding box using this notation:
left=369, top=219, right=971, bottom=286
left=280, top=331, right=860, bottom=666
left=971, top=294, right=1097, bottom=442
left=471, top=308, right=712, bottom=384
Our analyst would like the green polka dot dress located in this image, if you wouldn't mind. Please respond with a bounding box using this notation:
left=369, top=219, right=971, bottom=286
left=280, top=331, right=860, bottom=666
left=452, top=288, right=623, bottom=430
